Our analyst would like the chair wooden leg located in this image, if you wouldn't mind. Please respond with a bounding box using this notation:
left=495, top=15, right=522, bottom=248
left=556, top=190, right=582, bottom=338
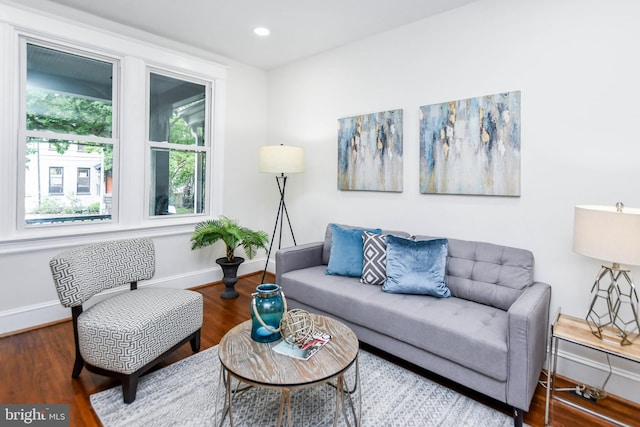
left=71, top=306, right=84, bottom=378
left=71, top=355, right=84, bottom=378
left=122, top=374, right=139, bottom=404
left=190, top=329, right=201, bottom=352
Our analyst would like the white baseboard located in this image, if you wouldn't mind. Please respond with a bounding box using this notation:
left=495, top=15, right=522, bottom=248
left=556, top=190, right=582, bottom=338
left=0, top=259, right=270, bottom=336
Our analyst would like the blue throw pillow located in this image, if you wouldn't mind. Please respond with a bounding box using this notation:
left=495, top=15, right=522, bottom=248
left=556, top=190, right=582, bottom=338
left=326, top=225, right=381, bottom=277
left=383, top=235, right=450, bottom=297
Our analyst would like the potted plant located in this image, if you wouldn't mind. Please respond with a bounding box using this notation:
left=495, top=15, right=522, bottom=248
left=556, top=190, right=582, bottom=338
left=191, top=216, right=269, bottom=299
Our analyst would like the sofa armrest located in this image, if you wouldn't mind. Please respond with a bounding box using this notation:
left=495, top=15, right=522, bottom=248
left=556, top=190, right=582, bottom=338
left=275, top=242, right=324, bottom=284
left=506, top=281, right=552, bottom=411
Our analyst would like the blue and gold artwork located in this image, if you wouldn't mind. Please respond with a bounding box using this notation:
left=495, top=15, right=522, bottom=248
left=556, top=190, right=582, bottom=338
left=419, top=91, right=521, bottom=196
left=338, top=109, right=403, bottom=192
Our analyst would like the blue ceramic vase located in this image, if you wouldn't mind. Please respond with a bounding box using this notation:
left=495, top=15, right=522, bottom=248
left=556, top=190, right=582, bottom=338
left=250, top=283, right=285, bottom=342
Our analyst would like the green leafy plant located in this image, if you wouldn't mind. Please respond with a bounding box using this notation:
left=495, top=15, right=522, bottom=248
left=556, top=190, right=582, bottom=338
left=33, top=196, right=64, bottom=214
left=190, top=216, right=269, bottom=262
left=88, top=202, right=101, bottom=213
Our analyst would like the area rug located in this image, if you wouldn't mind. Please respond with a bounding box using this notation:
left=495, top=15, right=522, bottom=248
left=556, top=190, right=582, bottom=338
left=91, top=346, right=515, bottom=426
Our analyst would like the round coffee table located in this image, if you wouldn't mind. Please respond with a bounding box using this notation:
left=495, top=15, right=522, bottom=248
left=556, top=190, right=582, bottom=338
left=217, top=314, right=360, bottom=427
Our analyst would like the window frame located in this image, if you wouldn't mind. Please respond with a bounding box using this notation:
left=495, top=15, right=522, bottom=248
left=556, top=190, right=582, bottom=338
left=0, top=13, right=226, bottom=247
left=144, top=67, right=213, bottom=221
left=76, top=167, right=91, bottom=195
left=17, top=37, right=120, bottom=230
left=48, top=166, right=64, bottom=195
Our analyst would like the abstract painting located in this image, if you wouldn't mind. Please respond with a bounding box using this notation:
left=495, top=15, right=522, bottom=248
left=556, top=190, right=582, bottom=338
left=338, top=109, right=403, bottom=192
left=419, top=91, right=521, bottom=196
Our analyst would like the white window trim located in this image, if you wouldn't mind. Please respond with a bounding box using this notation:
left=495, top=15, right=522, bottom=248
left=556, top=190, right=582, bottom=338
left=144, top=67, right=213, bottom=222
left=0, top=3, right=226, bottom=252
left=17, top=36, right=121, bottom=232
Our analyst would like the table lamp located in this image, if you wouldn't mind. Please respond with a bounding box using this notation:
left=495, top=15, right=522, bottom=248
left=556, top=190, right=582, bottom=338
left=259, top=144, right=305, bottom=283
left=573, top=203, right=640, bottom=345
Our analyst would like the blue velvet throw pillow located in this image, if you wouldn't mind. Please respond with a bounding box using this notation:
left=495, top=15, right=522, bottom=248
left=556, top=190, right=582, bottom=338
left=383, top=235, right=451, bottom=297
left=326, top=225, right=382, bottom=277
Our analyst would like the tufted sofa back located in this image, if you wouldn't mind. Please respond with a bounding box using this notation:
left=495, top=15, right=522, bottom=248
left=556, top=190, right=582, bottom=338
left=321, top=224, right=534, bottom=311
left=415, top=235, right=534, bottom=311
left=50, top=238, right=156, bottom=307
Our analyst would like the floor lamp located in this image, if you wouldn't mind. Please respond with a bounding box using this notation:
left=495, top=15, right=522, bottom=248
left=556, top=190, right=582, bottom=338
left=259, top=145, right=305, bottom=283
left=573, top=203, right=640, bottom=345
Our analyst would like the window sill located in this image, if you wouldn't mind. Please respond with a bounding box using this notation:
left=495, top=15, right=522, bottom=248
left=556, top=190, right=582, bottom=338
left=0, top=218, right=208, bottom=255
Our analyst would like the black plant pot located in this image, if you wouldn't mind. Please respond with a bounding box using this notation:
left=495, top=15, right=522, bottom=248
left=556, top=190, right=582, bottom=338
left=216, top=257, right=244, bottom=299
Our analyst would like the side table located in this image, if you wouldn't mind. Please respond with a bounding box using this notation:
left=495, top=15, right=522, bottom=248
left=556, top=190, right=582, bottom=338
left=545, top=312, right=640, bottom=426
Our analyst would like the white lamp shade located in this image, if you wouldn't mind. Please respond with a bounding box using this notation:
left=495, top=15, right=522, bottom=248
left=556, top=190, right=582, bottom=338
left=573, top=205, right=640, bottom=266
left=259, top=145, right=305, bottom=174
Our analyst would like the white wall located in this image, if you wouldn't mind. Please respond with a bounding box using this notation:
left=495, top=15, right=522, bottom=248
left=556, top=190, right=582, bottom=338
left=0, top=1, right=270, bottom=334
left=2, top=0, right=639, bottom=405
left=267, top=0, right=640, bottom=402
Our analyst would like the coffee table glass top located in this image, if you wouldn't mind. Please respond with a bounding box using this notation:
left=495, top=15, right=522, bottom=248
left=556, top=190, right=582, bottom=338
left=218, top=314, right=359, bottom=388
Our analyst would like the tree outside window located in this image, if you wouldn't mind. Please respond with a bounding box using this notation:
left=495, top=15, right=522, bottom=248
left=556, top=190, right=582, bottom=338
left=148, top=72, right=209, bottom=217
left=23, top=42, right=116, bottom=225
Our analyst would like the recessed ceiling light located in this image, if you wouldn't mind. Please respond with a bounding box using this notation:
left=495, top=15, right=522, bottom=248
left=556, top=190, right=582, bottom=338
left=254, top=27, right=270, bottom=37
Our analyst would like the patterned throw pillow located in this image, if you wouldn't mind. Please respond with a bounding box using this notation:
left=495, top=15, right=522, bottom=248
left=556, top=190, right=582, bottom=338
left=360, top=231, right=387, bottom=285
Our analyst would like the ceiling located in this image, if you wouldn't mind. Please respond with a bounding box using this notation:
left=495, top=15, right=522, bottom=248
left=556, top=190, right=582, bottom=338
left=34, top=0, right=480, bottom=70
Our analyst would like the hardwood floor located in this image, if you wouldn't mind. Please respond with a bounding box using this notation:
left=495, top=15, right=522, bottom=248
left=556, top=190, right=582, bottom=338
left=1, top=272, right=637, bottom=426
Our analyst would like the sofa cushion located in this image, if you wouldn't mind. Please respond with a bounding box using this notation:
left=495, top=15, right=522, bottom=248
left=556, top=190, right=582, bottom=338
left=360, top=232, right=387, bottom=285
left=326, top=224, right=381, bottom=277
left=383, top=235, right=450, bottom=297
left=280, top=266, right=508, bottom=381
left=414, top=235, right=534, bottom=311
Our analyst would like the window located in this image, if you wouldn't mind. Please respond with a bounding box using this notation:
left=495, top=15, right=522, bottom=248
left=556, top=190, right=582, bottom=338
left=148, top=71, right=209, bottom=217
left=5, top=21, right=225, bottom=239
left=77, top=167, right=90, bottom=194
left=22, top=41, right=117, bottom=226
left=48, top=167, right=63, bottom=194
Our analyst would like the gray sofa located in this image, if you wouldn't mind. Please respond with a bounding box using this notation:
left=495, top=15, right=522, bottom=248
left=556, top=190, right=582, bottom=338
left=276, top=224, right=551, bottom=427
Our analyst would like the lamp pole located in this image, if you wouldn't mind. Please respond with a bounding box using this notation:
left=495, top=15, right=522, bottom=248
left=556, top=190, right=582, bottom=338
left=261, top=173, right=297, bottom=283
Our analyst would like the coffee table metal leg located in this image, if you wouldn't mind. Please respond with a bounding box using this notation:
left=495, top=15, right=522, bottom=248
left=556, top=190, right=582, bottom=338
left=225, top=370, right=234, bottom=427
left=336, top=356, right=361, bottom=427
left=326, top=355, right=361, bottom=427
left=334, top=375, right=344, bottom=427
left=216, top=367, right=226, bottom=427
left=276, top=389, right=293, bottom=427
left=354, top=356, right=361, bottom=427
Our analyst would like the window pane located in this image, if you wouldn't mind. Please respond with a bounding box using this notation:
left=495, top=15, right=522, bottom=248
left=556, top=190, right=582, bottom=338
left=77, top=167, right=91, bottom=194
left=150, top=148, right=206, bottom=216
left=49, top=167, right=63, bottom=194
left=25, top=138, right=113, bottom=225
left=26, top=43, right=113, bottom=137
left=149, top=73, right=205, bottom=146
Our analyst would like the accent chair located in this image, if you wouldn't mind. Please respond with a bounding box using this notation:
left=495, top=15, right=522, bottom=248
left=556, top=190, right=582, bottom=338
left=49, top=237, right=203, bottom=403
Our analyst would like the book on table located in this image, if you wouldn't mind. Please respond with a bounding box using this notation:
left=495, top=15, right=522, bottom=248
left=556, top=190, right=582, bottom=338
left=273, top=331, right=332, bottom=360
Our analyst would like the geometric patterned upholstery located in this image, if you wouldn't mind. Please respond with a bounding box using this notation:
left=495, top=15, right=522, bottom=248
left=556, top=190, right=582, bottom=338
left=49, top=237, right=203, bottom=403
left=78, top=288, right=203, bottom=374
left=50, top=238, right=155, bottom=307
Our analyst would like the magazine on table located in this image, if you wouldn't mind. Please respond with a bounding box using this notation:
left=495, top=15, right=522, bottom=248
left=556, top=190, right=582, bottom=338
left=273, top=331, right=332, bottom=360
